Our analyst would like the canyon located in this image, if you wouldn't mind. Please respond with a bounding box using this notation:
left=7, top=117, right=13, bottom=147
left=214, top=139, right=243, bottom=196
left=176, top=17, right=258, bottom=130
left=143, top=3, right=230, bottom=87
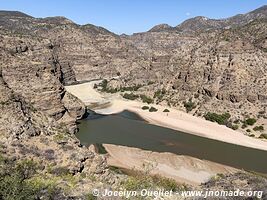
left=0, top=5, right=267, bottom=199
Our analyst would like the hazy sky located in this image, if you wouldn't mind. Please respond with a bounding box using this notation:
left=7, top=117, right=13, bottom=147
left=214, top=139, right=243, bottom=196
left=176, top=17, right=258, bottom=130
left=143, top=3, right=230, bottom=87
left=1, top=0, right=266, bottom=34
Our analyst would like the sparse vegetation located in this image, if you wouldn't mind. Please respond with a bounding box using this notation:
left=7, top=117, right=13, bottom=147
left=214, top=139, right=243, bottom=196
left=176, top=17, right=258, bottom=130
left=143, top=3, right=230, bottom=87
left=98, top=79, right=118, bottom=93
left=149, top=107, right=158, bottom=112
left=99, top=79, right=108, bottom=91
left=253, top=126, right=264, bottom=131
left=231, top=124, right=239, bottom=130
left=203, top=112, right=231, bottom=125
left=183, top=99, right=197, bottom=112
left=153, top=89, right=166, bottom=100
left=0, top=156, right=59, bottom=200
left=210, top=173, right=225, bottom=181
left=122, top=170, right=184, bottom=192
left=53, top=133, right=68, bottom=143
left=142, top=106, right=149, bottom=110
left=122, top=93, right=139, bottom=100
left=244, top=118, right=257, bottom=126
left=86, top=193, right=97, bottom=200
left=163, top=109, right=170, bottom=112
left=259, top=134, right=267, bottom=139
left=119, top=84, right=142, bottom=92
left=140, top=94, right=153, bottom=104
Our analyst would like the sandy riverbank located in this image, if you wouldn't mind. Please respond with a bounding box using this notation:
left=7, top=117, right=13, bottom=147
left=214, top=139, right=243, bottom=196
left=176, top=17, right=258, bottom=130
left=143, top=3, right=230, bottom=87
left=66, top=81, right=267, bottom=151
left=96, top=99, right=267, bottom=151
left=103, top=144, right=237, bottom=185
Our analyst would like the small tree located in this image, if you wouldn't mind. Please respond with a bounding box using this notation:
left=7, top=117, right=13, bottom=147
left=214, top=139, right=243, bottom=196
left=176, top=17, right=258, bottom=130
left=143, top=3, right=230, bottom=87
left=142, top=106, right=149, bottom=110
left=183, top=99, right=196, bottom=112
left=140, top=95, right=153, bottom=104
left=149, top=107, right=158, bottom=112
left=253, top=126, right=264, bottom=131
left=245, top=118, right=257, bottom=126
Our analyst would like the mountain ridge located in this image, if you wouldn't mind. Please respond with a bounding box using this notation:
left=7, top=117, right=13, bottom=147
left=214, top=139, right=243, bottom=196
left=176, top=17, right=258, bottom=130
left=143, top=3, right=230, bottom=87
left=149, top=5, right=267, bottom=33
left=1, top=5, right=266, bottom=35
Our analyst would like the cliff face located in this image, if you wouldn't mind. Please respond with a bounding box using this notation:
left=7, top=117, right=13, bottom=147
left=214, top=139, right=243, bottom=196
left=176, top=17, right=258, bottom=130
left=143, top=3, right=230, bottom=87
left=1, top=7, right=266, bottom=122
left=126, top=19, right=267, bottom=118
left=0, top=21, right=86, bottom=135
left=0, top=12, right=148, bottom=83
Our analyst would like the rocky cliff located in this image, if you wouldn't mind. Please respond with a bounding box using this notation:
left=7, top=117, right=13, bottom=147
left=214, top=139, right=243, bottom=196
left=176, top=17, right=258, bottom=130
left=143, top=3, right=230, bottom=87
left=1, top=7, right=266, bottom=123
left=126, top=15, right=267, bottom=122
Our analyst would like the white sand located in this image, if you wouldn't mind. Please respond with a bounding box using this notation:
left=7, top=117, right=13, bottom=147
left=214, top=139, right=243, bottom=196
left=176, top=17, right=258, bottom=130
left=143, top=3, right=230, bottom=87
left=65, top=82, right=267, bottom=151
left=65, top=81, right=109, bottom=106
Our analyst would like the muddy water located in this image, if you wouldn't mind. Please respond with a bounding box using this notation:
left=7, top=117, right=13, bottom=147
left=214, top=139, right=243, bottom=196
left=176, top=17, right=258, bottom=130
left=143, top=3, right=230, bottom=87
left=77, top=110, right=267, bottom=174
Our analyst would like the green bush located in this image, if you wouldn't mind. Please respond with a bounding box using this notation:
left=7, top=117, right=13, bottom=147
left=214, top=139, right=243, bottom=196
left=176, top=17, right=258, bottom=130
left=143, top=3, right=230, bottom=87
left=203, top=112, right=231, bottom=125
left=246, top=129, right=251, bottom=133
left=106, top=88, right=118, bottom=93
left=151, top=175, right=178, bottom=191
left=231, top=124, right=239, bottom=130
left=0, top=157, right=59, bottom=200
left=149, top=107, right=158, bottom=112
left=99, top=79, right=120, bottom=93
left=142, top=106, right=149, bottom=110
left=119, top=84, right=142, bottom=92
left=99, top=79, right=108, bottom=90
left=121, top=170, right=181, bottom=192
left=140, top=94, right=153, bottom=104
left=253, top=126, right=264, bottom=131
left=259, top=134, right=267, bottom=139
left=122, top=93, right=139, bottom=100
left=183, top=99, right=196, bottom=112
left=153, top=89, right=166, bottom=100
left=163, top=109, right=170, bottom=112
left=245, top=118, right=257, bottom=126
left=86, top=193, right=97, bottom=200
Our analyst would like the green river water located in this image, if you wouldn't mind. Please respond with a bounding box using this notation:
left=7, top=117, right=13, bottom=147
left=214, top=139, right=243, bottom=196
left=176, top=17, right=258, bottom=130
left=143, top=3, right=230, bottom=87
left=76, top=110, right=267, bottom=174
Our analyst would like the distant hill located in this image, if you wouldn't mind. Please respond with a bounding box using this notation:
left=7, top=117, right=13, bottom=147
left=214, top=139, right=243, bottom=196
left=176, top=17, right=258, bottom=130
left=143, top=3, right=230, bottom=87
left=149, top=5, right=267, bottom=33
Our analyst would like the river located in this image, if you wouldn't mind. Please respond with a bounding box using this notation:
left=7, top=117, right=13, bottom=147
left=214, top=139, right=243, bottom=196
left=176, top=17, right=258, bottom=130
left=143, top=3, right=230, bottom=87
left=76, top=110, right=267, bottom=174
